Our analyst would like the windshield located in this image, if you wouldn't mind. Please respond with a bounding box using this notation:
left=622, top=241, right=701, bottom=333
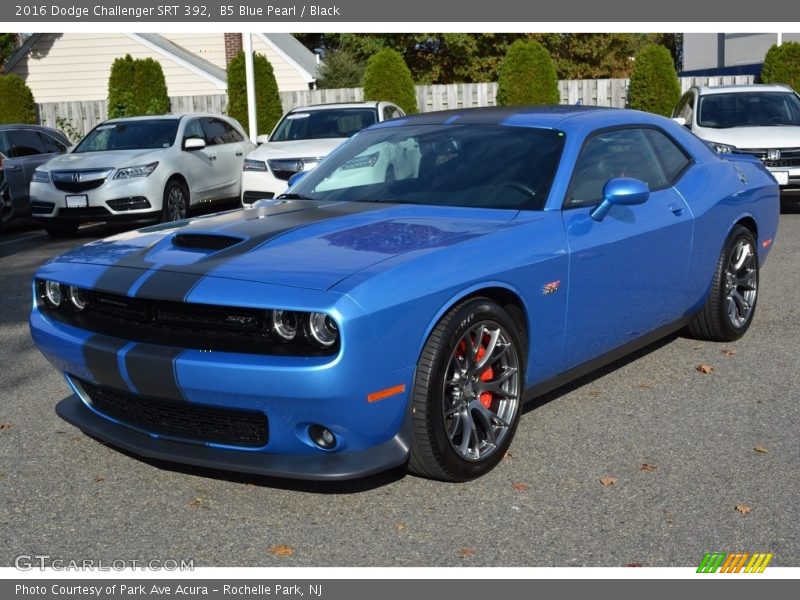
left=286, top=124, right=565, bottom=211
left=698, top=92, right=800, bottom=128
left=270, top=108, right=378, bottom=142
left=74, top=119, right=180, bottom=153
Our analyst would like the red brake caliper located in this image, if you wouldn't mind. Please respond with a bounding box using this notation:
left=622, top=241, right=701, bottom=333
left=458, top=337, right=494, bottom=409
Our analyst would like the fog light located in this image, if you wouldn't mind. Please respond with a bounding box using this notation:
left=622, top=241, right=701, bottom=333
left=308, top=312, right=338, bottom=347
left=308, top=424, right=336, bottom=450
left=44, top=281, right=63, bottom=307
left=68, top=286, right=87, bottom=311
left=271, top=310, right=299, bottom=341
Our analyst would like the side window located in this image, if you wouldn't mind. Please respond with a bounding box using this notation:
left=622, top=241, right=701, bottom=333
left=221, top=120, right=244, bottom=143
left=566, top=128, right=671, bottom=207
left=382, top=106, right=399, bottom=121
left=7, top=129, right=45, bottom=157
left=202, top=118, right=242, bottom=145
left=0, top=132, right=10, bottom=156
left=673, top=94, right=687, bottom=118
left=38, top=132, right=66, bottom=153
left=183, top=119, right=206, bottom=145
left=641, top=129, right=690, bottom=182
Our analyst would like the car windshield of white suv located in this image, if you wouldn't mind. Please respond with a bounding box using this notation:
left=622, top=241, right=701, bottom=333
left=698, top=92, right=800, bottom=128
left=270, top=108, right=378, bottom=142
left=74, top=119, right=180, bottom=153
left=283, top=124, right=565, bottom=211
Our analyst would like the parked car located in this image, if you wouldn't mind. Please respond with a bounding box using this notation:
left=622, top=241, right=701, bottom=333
left=30, top=114, right=254, bottom=237
left=240, top=101, right=405, bottom=205
left=673, top=84, right=800, bottom=194
left=0, top=124, right=70, bottom=232
left=30, top=106, right=778, bottom=482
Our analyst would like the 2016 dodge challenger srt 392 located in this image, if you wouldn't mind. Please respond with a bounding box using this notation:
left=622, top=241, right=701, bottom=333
left=30, top=107, right=779, bottom=482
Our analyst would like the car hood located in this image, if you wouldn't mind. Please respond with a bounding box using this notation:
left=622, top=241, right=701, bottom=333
left=56, top=200, right=517, bottom=293
left=247, top=138, right=347, bottom=160
left=41, top=149, right=165, bottom=171
left=698, top=126, right=800, bottom=149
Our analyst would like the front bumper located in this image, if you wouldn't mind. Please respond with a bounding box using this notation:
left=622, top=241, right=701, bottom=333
left=30, top=177, right=162, bottom=222
left=765, top=165, right=800, bottom=191
left=30, top=301, right=415, bottom=480
left=241, top=171, right=289, bottom=206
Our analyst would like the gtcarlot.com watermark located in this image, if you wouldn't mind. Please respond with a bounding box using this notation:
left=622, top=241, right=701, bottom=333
left=14, top=554, right=194, bottom=571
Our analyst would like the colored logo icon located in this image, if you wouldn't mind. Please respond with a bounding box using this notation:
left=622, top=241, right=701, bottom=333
left=697, top=552, right=773, bottom=573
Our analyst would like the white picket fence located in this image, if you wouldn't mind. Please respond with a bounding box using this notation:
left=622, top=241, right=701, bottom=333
left=38, top=75, right=756, bottom=139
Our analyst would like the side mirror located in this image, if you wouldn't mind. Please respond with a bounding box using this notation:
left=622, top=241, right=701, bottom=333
left=287, top=171, right=309, bottom=187
left=590, top=177, right=650, bottom=221
left=184, top=137, right=206, bottom=151
left=256, top=135, right=270, bottom=145
left=672, top=116, right=687, bottom=127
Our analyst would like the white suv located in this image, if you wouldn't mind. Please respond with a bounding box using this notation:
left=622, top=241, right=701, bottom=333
left=241, top=101, right=405, bottom=205
left=31, top=113, right=254, bottom=237
left=673, top=84, right=800, bottom=193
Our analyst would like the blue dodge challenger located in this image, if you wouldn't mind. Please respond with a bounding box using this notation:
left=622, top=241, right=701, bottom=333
left=30, top=107, right=779, bottom=482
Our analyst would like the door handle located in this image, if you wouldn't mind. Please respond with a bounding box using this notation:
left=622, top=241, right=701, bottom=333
left=235, top=151, right=243, bottom=157
left=209, top=155, right=217, bottom=161
left=5, top=165, right=20, bottom=171
left=669, top=203, right=684, bottom=215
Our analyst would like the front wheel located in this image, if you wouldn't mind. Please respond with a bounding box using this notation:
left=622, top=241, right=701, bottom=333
left=409, top=298, right=524, bottom=481
left=688, top=225, right=759, bottom=341
left=161, top=180, right=189, bottom=222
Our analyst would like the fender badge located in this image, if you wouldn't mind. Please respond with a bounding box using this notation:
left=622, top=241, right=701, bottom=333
left=543, top=280, right=561, bottom=296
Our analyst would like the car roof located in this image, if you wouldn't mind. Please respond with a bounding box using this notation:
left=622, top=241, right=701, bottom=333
left=370, top=105, right=665, bottom=130
left=102, top=113, right=230, bottom=124
left=694, top=84, right=795, bottom=96
left=288, top=102, right=384, bottom=112
left=0, top=123, right=67, bottom=137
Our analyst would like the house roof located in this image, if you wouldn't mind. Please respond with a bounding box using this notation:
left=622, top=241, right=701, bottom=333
left=3, top=32, right=319, bottom=85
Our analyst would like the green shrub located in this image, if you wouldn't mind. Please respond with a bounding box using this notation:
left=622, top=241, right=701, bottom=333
left=0, top=73, right=37, bottom=124
left=132, top=57, right=170, bottom=115
left=227, top=51, right=283, bottom=137
left=107, top=54, right=136, bottom=118
left=761, top=42, right=800, bottom=91
left=107, top=55, right=170, bottom=117
left=627, top=44, right=681, bottom=116
left=317, top=49, right=365, bottom=89
left=496, top=40, right=559, bottom=106
left=363, top=48, right=418, bottom=114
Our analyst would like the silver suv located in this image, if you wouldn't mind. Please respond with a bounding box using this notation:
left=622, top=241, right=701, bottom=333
left=673, top=84, right=800, bottom=194
left=31, top=113, right=254, bottom=237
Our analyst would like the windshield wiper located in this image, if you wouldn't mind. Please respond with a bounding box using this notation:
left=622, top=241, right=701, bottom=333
left=276, top=193, right=315, bottom=200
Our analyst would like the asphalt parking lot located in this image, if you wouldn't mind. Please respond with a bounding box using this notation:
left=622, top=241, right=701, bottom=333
left=1, top=204, right=799, bottom=568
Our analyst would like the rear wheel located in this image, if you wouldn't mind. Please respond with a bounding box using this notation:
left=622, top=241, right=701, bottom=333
left=409, top=298, right=524, bottom=481
left=688, top=225, right=759, bottom=341
left=161, top=179, right=188, bottom=222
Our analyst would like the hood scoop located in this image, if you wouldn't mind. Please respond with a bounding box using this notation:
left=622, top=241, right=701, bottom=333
left=172, top=233, right=243, bottom=251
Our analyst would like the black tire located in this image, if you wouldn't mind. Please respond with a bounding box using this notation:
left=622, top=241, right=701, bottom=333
left=161, top=179, right=189, bottom=223
left=43, top=222, right=79, bottom=238
left=0, top=181, right=12, bottom=232
left=688, top=225, right=759, bottom=342
left=409, top=298, right=524, bottom=481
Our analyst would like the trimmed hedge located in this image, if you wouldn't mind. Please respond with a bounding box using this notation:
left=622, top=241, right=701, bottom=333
left=0, top=73, right=37, bottom=124
left=363, top=48, right=418, bottom=114
left=761, top=42, right=800, bottom=91
left=227, top=50, right=283, bottom=136
left=627, top=44, right=680, bottom=116
left=496, top=40, right=559, bottom=106
left=107, top=54, right=170, bottom=117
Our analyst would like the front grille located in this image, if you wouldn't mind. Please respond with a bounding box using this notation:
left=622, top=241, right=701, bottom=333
left=172, top=233, right=243, bottom=251
left=79, top=379, right=269, bottom=448
left=57, top=207, right=111, bottom=218
left=737, top=148, right=800, bottom=169
left=267, top=159, right=307, bottom=181
left=41, top=289, right=337, bottom=356
left=107, top=197, right=151, bottom=211
left=51, top=169, right=112, bottom=193
left=30, top=201, right=55, bottom=214
left=765, top=158, right=800, bottom=168
left=242, top=191, right=275, bottom=203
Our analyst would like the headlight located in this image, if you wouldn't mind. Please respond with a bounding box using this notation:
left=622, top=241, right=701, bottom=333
left=44, top=281, right=64, bottom=307
left=243, top=159, right=268, bottom=172
left=341, top=151, right=380, bottom=170
left=31, top=170, right=50, bottom=183
left=308, top=312, right=339, bottom=347
left=113, top=161, right=159, bottom=179
left=708, top=141, right=737, bottom=155
left=68, top=286, right=87, bottom=311
left=271, top=310, right=300, bottom=341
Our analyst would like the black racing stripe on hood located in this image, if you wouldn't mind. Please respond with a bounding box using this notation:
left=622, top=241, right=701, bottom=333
left=91, top=242, right=160, bottom=295
left=134, top=201, right=390, bottom=302
left=124, top=344, right=185, bottom=403
left=82, top=335, right=129, bottom=392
